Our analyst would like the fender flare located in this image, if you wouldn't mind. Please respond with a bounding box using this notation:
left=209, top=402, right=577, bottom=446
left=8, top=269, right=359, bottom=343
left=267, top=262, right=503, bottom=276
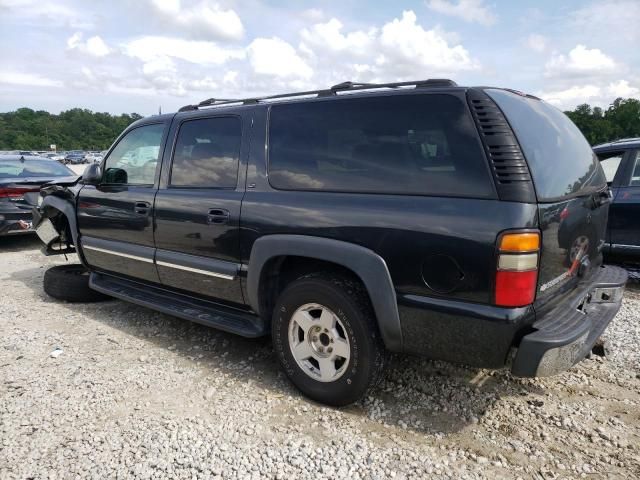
left=40, top=195, right=88, bottom=267
left=247, top=234, right=403, bottom=352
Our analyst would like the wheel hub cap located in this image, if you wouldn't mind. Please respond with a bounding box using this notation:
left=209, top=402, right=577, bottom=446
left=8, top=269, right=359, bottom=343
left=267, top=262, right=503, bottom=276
left=288, top=303, right=351, bottom=383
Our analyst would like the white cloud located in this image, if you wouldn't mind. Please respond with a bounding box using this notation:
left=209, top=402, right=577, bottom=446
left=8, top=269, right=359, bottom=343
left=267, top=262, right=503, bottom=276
left=545, top=45, right=617, bottom=78
left=526, top=34, right=547, bottom=53
left=300, top=8, right=324, bottom=22
left=67, top=32, right=112, bottom=57
left=426, top=0, right=497, bottom=26
left=223, top=71, right=238, bottom=85
left=247, top=37, right=313, bottom=79
left=148, top=0, right=244, bottom=41
left=124, top=36, right=245, bottom=65
left=301, top=19, right=376, bottom=56
left=539, top=80, right=640, bottom=110
left=541, top=85, right=602, bottom=108
left=1, top=0, right=93, bottom=28
left=607, top=80, right=640, bottom=98
left=571, top=0, right=640, bottom=44
left=298, top=11, right=478, bottom=82
left=378, top=11, right=478, bottom=74
left=0, top=71, right=63, bottom=88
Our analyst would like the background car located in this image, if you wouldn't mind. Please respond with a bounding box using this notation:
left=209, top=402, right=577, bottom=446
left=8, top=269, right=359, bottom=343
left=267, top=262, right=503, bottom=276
left=85, top=151, right=104, bottom=163
left=64, top=150, right=87, bottom=164
left=0, top=154, right=76, bottom=236
left=593, top=138, right=640, bottom=268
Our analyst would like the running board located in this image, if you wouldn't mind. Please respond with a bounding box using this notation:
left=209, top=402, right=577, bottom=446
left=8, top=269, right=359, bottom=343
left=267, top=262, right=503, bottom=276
left=89, top=272, right=266, bottom=337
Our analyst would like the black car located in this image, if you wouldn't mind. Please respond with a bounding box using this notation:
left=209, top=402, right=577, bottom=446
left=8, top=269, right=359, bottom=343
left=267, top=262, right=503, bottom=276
left=0, top=155, right=76, bottom=236
left=593, top=139, right=640, bottom=265
left=33, top=79, right=628, bottom=406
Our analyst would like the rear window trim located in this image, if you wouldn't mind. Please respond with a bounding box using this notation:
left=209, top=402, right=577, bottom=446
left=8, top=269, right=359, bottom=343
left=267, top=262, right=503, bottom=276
left=265, top=92, right=498, bottom=200
left=485, top=88, right=607, bottom=203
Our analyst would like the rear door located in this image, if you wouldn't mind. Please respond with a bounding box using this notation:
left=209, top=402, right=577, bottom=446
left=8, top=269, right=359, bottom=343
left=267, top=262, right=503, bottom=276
left=153, top=113, right=247, bottom=307
left=486, top=89, right=610, bottom=307
left=610, top=149, right=640, bottom=258
left=77, top=121, right=169, bottom=283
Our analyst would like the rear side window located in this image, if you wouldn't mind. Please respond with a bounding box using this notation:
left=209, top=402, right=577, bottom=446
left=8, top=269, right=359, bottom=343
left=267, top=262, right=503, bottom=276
left=268, top=94, right=494, bottom=198
left=486, top=89, right=606, bottom=201
left=171, top=117, right=241, bottom=188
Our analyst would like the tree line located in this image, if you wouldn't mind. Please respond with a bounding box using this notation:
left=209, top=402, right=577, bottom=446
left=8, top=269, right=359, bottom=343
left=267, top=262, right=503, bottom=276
left=0, top=108, right=143, bottom=151
left=1, top=98, right=639, bottom=151
left=565, top=97, right=640, bottom=146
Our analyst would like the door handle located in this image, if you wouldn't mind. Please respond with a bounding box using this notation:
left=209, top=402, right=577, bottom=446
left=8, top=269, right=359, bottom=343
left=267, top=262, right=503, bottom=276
left=207, top=208, right=230, bottom=224
left=134, top=201, right=151, bottom=215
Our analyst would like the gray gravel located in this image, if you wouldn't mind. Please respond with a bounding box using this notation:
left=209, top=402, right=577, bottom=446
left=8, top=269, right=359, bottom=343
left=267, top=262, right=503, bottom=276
left=1, top=235, right=639, bottom=479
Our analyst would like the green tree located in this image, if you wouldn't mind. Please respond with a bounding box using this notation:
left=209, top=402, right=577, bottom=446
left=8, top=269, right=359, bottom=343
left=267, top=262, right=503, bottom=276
left=565, top=97, right=640, bottom=145
left=0, top=108, right=144, bottom=151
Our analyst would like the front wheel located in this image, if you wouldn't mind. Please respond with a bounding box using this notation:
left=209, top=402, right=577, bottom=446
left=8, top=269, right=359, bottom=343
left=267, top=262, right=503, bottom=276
left=272, top=274, right=386, bottom=406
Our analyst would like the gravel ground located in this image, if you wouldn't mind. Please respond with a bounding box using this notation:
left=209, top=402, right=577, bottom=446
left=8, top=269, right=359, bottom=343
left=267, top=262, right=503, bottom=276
left=1, top=235, right=639, bottom=479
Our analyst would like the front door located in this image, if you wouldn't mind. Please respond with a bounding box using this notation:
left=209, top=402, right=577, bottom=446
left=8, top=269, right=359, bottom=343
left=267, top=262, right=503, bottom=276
left=78, top=122, right=168, bottom=283
left=153, top=114, right=247, bottom=306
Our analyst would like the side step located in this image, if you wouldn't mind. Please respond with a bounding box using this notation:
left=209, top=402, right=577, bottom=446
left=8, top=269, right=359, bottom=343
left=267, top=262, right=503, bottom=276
left=90, top=272, right=266, bottom=337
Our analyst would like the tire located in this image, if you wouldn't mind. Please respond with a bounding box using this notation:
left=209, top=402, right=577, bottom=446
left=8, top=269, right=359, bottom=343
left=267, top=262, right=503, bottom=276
left=43, top=264, right=109, bottom=302
left=272, top=273, right=386, bottom=406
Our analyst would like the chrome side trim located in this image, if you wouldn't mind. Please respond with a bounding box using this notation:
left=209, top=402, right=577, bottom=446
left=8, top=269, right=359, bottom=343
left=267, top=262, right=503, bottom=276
left=156, top=260, right=235, bottom=280
left=83, top=245, right=154, bottom=264
left=611, top=243, right=640, bottom=251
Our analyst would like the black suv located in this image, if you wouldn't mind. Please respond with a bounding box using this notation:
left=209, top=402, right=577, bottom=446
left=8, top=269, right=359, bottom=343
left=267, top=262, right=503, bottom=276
left=33, top=79, right=628, bottom=406
left=592, top=138, right=640, bottom=268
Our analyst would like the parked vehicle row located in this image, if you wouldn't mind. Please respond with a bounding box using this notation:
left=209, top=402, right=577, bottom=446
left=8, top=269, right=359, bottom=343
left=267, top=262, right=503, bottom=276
left=32, top=79, right=628, bottom=406
left=0, top=150, right=106, bottom=165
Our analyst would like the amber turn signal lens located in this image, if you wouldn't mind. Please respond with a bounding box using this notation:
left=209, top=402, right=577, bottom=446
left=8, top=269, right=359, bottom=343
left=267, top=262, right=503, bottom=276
left=499, top=232, right=540, bottom=252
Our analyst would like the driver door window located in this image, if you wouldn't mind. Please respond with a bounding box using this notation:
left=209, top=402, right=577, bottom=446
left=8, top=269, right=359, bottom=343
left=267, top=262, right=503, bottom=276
left=103, top=124, right=164, bottom=185
left=630, top=151, right=640, bottom=186
left=597, top=152, right=624, bottom=184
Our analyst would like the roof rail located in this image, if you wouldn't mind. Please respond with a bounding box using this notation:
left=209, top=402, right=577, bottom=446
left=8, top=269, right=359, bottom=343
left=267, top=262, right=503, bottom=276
left=178, top=78, right=458, bottom=112
left=611, top=137, right=640, bottom=144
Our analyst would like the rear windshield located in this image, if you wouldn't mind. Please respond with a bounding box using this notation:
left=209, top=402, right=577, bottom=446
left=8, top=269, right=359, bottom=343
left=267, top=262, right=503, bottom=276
left=268, top=94, right=494, bottom=198
left=0, top=160, right=73, bottom=179
left=486, top=89, right=606, bottom=201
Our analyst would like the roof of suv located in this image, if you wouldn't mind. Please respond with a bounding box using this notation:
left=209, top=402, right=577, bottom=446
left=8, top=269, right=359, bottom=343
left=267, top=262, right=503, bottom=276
left=593, top=138, right=640, bottom=152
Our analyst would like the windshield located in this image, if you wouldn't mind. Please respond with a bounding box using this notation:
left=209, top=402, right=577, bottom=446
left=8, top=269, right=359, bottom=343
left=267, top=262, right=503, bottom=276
left=0, top=160, right=74, bottom=179
left=486, top=89, right=606, bottom=201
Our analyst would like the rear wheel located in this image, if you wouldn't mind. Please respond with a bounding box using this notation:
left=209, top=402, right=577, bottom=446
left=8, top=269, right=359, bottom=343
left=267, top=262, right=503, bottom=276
left=43, top=264, right=109, bottom=302
left=272, top=273, right=386, bottom=406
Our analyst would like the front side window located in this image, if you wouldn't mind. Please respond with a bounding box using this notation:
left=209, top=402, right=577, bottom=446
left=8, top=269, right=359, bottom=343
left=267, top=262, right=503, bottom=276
left=103, top=123, right=164, bottom=185
left=268, top=94, right=494, bottom=198
left=631, top=151, right=640, bottom=187
left=597, top=152, right=624, bottom=183
left=170, top=117, right=241, bottom=188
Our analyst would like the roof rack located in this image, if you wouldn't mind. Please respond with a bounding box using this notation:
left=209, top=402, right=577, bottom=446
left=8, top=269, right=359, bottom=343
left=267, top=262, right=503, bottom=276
left=178, top=78, right=457, bottom=112
left=611, top=137, right=640, bottom=144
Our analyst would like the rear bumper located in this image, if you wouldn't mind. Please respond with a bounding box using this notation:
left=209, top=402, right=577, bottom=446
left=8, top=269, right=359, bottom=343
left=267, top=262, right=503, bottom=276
left=0, top=212, right=33, bottom=236
left=511, top=265, right=628, bottom=377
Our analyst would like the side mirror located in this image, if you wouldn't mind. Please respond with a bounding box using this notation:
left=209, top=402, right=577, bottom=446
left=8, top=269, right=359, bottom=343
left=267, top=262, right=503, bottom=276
left=82, top=163, right=101, bottom=185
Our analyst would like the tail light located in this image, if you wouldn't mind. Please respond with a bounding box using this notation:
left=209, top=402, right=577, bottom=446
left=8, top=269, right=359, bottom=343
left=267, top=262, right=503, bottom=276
left=495, top=231, right=540, bottom=307
left=0, top=187, right=39, bottom=199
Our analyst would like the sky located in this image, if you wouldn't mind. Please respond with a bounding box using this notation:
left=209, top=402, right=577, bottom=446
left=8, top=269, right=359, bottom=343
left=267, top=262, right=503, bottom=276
left=0, top=0, right=639, bottom=116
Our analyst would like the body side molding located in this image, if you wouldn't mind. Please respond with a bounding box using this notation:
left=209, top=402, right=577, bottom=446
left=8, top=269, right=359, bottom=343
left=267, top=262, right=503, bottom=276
left=247, top=234, right=403, bottom=352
